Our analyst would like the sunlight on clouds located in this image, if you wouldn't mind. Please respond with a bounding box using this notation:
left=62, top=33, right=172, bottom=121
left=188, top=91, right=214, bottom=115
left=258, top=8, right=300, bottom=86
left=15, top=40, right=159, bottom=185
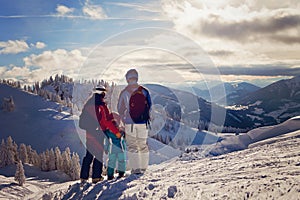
left=77, top=28, right=218, bottom=86
left=35, top=42, right=46, bottom=49
left=0, top=66, right=6, bottom=76
left=2, top=66, right=31, bottom=80
left=21, top=49, right=86, bottom=81
left=56, top=4, right=74, bottom=16
left=161, top=0, right=300, bottom=70
left=83, top=0, right=107, bottom=20
left=0, top=40, right=29, bottom=54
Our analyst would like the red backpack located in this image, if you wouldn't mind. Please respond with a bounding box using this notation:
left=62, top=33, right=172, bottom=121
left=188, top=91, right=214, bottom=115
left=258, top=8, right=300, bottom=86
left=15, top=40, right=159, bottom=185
left=129, top=86, right=150, bottom=123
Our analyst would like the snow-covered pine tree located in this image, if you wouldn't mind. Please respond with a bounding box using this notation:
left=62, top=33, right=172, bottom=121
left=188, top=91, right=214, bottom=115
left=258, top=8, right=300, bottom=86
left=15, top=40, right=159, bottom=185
left=26, top=145, right=33, bottom=165
left=15, top=160, right=26, bottom=186
left=45, top=149, right=50, bottom=170
left=6, top=136, right=16, bottom=165
left=13, top=141, right=19, bottom=161
left=32, top=150, right=40, bottom=168
left=69, top=152, right=80, bottom=180
left=19, top=143, right=28, bottom=164
left=54, top=147, right=63, bottom=171
left=62, top=147, right=71, bottom=175
left=40, top=152, right=48, bottom=171
left=0, top=139, right=6, bottom=167
left=49, top=148, right=56, bottom=171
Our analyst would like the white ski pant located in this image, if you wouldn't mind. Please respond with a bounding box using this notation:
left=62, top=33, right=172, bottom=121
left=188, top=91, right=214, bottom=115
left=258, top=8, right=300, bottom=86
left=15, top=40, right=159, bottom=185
left=125, top=123, right=149, bottom=170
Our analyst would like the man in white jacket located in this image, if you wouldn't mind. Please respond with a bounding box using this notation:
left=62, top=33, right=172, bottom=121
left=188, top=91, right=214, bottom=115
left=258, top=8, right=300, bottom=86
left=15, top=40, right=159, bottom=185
left=117, top=69, right=152, bottom=174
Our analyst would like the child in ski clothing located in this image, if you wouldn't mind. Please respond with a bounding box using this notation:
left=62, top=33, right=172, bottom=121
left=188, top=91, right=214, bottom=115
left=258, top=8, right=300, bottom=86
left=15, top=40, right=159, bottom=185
left=104, top=113, right=126, bottom=180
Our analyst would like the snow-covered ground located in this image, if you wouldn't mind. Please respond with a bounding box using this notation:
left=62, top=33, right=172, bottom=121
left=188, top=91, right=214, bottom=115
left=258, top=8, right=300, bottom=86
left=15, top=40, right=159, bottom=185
left=1, top=116, right=299, bottom=199
left=1, top=129, right=300, bottom=199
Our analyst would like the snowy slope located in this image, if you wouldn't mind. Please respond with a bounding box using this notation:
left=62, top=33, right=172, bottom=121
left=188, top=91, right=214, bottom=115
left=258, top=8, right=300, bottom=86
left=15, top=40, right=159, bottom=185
left=0, top=164, right=72, bottom=200
left=0, top=83, right=84, bottom=157
left=1, top=118, right=299, bottom=199
left=205, top=116, right=300, bottom=157
left=2, top=128, right=297, bottom=199
left=0, top=83, right=181, bottom=165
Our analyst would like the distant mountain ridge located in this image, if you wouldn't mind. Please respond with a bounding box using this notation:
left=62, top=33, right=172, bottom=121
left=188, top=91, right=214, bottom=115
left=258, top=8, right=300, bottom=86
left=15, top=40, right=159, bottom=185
left=238, top=76, right=300, bottom=126
left=191, top=82, right=260, bottom=105
left=145, top=83, right=254, bottom=130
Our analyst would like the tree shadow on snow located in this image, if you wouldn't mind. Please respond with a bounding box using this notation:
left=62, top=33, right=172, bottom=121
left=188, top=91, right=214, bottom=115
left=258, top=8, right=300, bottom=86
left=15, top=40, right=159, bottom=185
left=0, top=182, right=18, bottom=191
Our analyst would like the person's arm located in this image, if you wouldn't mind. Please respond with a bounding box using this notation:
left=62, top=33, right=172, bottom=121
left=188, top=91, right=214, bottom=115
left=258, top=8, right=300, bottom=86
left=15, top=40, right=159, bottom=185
left=117, top=90, right=127, bottom=121
left=99, top=106, right=121, bottom=135
left=144, top=88, right=152, bottom=109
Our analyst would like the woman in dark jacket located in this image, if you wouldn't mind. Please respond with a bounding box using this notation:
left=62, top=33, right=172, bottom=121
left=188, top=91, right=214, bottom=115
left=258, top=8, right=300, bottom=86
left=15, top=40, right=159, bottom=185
left=79, top=86, right=121, bottom=184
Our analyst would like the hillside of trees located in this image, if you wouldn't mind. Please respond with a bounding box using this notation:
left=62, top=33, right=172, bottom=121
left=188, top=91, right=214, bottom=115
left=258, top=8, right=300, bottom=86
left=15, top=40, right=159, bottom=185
left=0, top=136, right=80, bottom=181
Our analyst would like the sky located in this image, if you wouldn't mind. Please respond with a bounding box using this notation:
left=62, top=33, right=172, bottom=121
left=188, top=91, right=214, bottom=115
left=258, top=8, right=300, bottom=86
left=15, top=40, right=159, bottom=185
left=0, top=0, right=300, bottom=88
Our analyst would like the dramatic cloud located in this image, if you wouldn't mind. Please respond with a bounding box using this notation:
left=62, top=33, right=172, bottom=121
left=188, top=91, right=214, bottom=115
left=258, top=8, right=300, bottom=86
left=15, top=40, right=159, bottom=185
left=162, top=0, right=300, bottom=43
left=199, top=14, right=300, bottom=42
left=160, top=0, right=300, bottom=82
left=56, top=4, right=74, bottom=16
left=82, top=0, right=107, bottom=20
left=0, top=40, right=29, bottom=54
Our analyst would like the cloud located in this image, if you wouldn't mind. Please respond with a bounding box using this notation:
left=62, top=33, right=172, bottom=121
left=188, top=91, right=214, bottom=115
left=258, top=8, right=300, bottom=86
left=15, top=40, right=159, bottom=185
left=162, top=0, right=300, bottom=44
left=56, top=4, right=74, bottom=16
left=217, top=64, right=300, bottom=76
left=200, top=14, right=300, bottom=42
left=0, top=40, right=29, bottom=54
left=6, top=49, right=87, bottom=82
left=35, top=42, right=46, bottom=49
left=208, top=50, right=234, bottom=57
left=1, top=65, right=31, bottom=80
left=24, top=49, right=85, bottom=71
left=82, top=0, right=107, bottom=20
left=160, top=0, right=300, bottom=74
left=106, top=2, right=162, bottom=13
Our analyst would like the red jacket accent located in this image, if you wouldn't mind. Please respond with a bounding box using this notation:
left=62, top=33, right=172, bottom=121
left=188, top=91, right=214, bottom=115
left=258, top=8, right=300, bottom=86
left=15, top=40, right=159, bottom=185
left=98, top=105, right=119, bottom=135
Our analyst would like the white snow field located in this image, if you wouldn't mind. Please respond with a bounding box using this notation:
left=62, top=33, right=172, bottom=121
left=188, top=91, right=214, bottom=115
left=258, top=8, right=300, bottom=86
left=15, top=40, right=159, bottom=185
left=0, top=118, right=299, bottom=199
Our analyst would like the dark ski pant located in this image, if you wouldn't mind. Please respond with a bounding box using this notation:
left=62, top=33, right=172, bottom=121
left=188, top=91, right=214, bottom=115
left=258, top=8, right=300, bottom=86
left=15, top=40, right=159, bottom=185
left=80, top=150, right=103, bottom=179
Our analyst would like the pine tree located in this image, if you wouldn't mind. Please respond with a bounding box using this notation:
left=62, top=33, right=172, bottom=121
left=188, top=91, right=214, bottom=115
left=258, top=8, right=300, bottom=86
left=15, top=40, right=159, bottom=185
left=62, top=147, right=71, bottom=175
left=19, top=143, right=28, bottom=164
left=15, top=160, right=26, bottom=186
left=26, top=145, right=33, bottom=165
left=69, top=152, right=80, bottom=180
left=6, top=136, right=16, bottom=165
left=49, top=149, right=56, bottom=171
left=54, top=147, right=63, bottom=171
left=45, top=149, right=50, bottom=170
left=32, top=150, right=40, bottom=168
left=40, top=152, right=48, bottom=171
left=0, top=139, right=6, bottom=167
left=13, top=141, right=19, bottom=162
